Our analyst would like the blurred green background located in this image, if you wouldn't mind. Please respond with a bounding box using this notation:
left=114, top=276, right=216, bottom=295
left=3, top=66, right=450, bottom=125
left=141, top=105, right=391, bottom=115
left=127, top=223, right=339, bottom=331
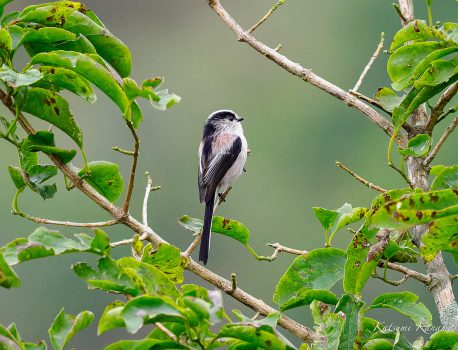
left=1, top=0, right=457, bottom=347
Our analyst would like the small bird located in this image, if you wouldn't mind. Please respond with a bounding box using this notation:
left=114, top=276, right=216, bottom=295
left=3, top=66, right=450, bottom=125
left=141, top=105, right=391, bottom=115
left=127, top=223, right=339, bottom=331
left=198, top=110, right=248, bottom=264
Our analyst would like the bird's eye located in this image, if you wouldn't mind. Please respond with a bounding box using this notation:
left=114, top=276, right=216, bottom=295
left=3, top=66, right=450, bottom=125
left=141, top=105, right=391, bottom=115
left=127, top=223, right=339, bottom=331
left=228, top=115, right=234, bottom=121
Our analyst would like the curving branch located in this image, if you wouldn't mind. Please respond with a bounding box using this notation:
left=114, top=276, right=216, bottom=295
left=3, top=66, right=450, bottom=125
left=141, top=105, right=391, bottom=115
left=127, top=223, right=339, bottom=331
left=206, top=0, right=407, bottom=147
left=425, top=82, right=458, bottom=133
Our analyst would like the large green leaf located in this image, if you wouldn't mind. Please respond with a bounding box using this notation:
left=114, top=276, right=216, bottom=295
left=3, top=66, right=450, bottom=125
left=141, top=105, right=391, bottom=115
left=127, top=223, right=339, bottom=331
left=343, top=229, right=380, bottom=295
left=374, top=87, right=404, bottom=112
left=22, top=131, right=76, bottom=164
left=431, top=165, right=458, bottom=190
left=36, top=66, right=96, bottom=103
left=424, top=331, right=458, bottom=350
left=48, top=309, right=94, bottom=350
left=105, top=339, right=187, bottom=350
left=77, top=161, right=124, bottom=202
left=31, top=51, right=129, bottom=113
left=280, top=289, right=338, bottom=312
left=21, top=87, right=83, bottom=148
left=310, top=301, right=345, bottom=350
left=421, top=215, right=458, bottom=262
left=390, top=20, right=445, bottom=51
left=117, top=257, right=180, bottom=299
left=72, top=256, right=140, bottom=296
left=0, top=65, right=42, bottom=87
left=368, top=292, right=432, bottom=327
left=141, top=243, right=187, bottom=283
left=273, top=248, right=346, bottom=306
left=18, top=1, right=131, bottom=77
left=121, top=296, right=184, bottom=334
left=0, top=227, right=109, bottom=266
left=368, top=189, right=458, bottom=229
left=313, top=207, right=338, bottom=231
left=415, top=58, right=458, bottom=88
left=335, top=294, right=365, bottom=350
left=388, top=42, right=446, bottom=90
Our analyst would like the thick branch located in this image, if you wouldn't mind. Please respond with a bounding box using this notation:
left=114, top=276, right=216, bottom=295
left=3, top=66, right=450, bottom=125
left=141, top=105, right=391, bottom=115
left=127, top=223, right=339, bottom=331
left=185, top=258, right=320, bottom=342
left=397, top=0, right=414, bottom=25
left=206, top=0, right=407, bottom=147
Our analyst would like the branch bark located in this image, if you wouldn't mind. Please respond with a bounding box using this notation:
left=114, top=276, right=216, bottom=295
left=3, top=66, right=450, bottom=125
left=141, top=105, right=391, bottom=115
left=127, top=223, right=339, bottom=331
left=396, top=0, right=458, bottom=332
left=206, top=0, right=407, bottom=147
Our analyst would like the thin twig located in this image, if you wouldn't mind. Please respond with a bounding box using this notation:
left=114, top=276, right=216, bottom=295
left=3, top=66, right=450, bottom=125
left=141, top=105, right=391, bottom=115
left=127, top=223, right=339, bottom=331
left=248, top=0, right=286, bottom=34
left=425, top=81, right=458, bottom=133
left=261, top=242, right=307, bottom=262
left=154, top=322, right=178, bottom=341
left=372, top=270, right=409, bottom=286
left=112, top=146, right=134, bottom=156
left=206, top=0, right=407, bottom=147
left=436, top=107, right=457, bottom=125
left=378, top=259, right=431, bottom=285
left=251, top=312, right=261, bottom=320
left=352, top=32, right=385, bottom=92
left=452, top=274, right=458, bottom=281
left=335, top=161, right=386, bottom=193
left=388, top=162, right=414, bottom=188
left=349, top=90, right=392, bottom=116
left=142, top=171, right=153, bottom=227
left=231, top=273, right=237, bottom=292
left=184, top=186, right=233, bottom=257
left=110, top=238, right=134, bottom=248
left=424, top=116, right=458, bottom=166
left=122, top=121, right=140, bottom=214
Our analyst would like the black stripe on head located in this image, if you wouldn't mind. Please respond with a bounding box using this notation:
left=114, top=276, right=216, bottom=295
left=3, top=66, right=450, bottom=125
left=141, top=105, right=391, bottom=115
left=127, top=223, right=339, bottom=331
left=209, top=110, right=236, bottom=122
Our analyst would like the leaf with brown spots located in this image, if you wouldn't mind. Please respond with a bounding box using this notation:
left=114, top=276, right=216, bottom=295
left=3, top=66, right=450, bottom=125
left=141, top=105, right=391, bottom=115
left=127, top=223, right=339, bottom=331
left=421, top=214, right=458, bottom=262
left=77, top=161, right=124, bottom=202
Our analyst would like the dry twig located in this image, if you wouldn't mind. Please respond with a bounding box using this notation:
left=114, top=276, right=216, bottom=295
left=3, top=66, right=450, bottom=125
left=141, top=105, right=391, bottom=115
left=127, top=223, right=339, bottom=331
left=248, top=0, right=285, bottom=34
left=335, top=161, right=386, bottom=193
left=424, top=115, right=458, bottom=166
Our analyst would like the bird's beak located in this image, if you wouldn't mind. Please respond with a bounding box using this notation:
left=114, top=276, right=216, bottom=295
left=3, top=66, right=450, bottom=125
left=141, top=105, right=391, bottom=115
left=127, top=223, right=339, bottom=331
left=236, top=117, right=244, bottom=122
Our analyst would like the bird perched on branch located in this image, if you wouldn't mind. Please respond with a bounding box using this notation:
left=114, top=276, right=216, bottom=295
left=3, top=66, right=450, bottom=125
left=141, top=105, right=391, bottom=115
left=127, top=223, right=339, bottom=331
left=198, top=110, right=248, bottom=264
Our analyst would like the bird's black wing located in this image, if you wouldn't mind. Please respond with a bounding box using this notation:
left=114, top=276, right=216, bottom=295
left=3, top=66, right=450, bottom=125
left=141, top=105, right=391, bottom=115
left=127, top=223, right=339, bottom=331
left=199, top=136, right=242, bottom=203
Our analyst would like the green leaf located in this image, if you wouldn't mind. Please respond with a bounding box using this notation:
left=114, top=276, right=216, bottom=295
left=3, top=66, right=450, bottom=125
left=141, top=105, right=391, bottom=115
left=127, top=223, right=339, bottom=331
left=313, top=207, right=339, bottom=231
left=21, top=87, right=83, bottom=148
left=49, top=308, right=94, bottom=350
left=104, top=339, right=187, bottom=350
left=431, top=165, right=458, bottom=190
left=374, top=87, right=404, bottom=112
left=398, top=134, right=432, bottom=157
left=118, top=257, right=180, bottom=298
left=368, top=291, right=432, bottom=327
left=331, top=204, right=368, bottom=235
left=19, top=1, right=131, bottom=77
left=388, top=42, right=446, bottom=90
left=0, top=0, right=14, bottom=17
left=0, top=65, right=42, bottom=87
left=424, top=331, right=458, bottom=350
left=150, top=89, right=181, bottom=111
left=73, top=256, right=140, bottom=296
left=77, top=161, right=124, bottom=202
left=335, top=294, right=365, bottom=350
left=274, top=248, right=346, bottom=306
left=0, top=253, right=20, bottom=288
left=390, top=20, right=444, bottom=51
left=0, top=227, right=110, bottom=266
left=362, top=339, right=393, bottom=350
left=343, top=229, right=379, bottom=295
left=178, top=215, right=250, bottom=245
left=368, top=189, right=458, bottom=230
left=0, top=27, right=12, bottom=58
left=98, top=301, right=125, bottom=335
left=22, top=131, right=76, bottom=164
left=141, top=243, right=187, bottom=283
left=123, top=78, right=159, bottom=102
left=421, top=215, right=458, bottom=262
left=121, top=296, right=184, bottom=334
left=8, top=166, right=26, bottom=191
left=36, top=66, right=96, bottom=103
left=411, top=47, right=458, bottom=84
left=415, top=58, right=458, bottom=88
left=17, top=26, right=77, bottom=51
left=310, top=301, right=345, bottom=350
left=31, top=51, right=129, bottom=113
left=280, top=289, right=338, bottom=312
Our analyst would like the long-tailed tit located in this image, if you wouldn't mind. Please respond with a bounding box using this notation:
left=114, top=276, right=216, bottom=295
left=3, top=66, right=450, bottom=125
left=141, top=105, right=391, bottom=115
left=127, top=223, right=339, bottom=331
left=198, top=110, right=248, bottom=264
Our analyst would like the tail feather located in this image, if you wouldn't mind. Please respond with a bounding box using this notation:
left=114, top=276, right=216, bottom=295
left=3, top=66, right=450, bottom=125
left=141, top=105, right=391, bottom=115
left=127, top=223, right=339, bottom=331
left=199, top=193, right=215, bottom=265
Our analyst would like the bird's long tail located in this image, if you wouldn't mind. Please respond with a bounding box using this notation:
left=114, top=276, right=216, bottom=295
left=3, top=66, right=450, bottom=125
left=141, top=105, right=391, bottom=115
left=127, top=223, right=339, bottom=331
left=199, top=192, right=215, bottom=265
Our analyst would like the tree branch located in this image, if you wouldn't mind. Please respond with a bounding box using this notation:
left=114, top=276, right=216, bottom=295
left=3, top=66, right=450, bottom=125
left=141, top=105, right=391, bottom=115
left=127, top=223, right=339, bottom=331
left=335, top=161, right=386, bottom=193
left=351, top=32, right=385, bottom=93
left=372, top=270, right=409, bottom=286
left=248, top=0, right=285, bottom=34
left=206, top=0, right=407, bottom=147
left=396, top=0, right=414, bottom=25
left=259, top=243, right=307, bottom=262
left=425, top=82, right=458, bottom=133
left=377, top=260, right=431, bottom=285
left=122, top=121, right=140, bottom=214
left=423, top=115, right=458, bottom=166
